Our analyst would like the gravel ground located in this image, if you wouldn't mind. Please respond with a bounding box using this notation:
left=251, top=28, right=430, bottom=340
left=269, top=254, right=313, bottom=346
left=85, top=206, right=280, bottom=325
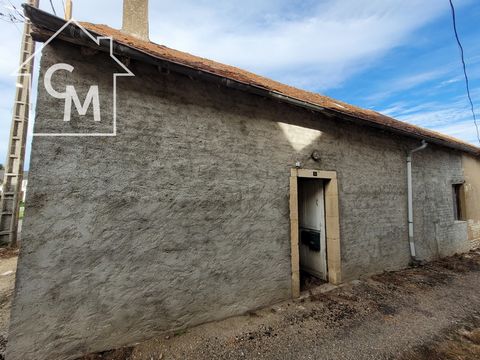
left=1, top=250, right=479, bottom=360
left=79, top=250, right=480, bottom=360
left=0, top=249, right=18, bottom=360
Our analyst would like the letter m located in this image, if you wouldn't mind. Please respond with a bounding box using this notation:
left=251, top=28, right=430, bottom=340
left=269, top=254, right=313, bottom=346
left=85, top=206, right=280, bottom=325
left=64, top=85, right=101, bottom=122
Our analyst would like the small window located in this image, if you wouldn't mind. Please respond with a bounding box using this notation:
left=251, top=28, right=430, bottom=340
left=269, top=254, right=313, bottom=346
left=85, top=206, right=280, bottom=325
left=452, top=183, right=465, bottom=221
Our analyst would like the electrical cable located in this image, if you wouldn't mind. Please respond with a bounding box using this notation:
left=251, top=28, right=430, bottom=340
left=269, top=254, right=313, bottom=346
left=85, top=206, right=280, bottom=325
left=449, top=0, right=480, bottom=144
left=49, top=0, right=57, bottom=16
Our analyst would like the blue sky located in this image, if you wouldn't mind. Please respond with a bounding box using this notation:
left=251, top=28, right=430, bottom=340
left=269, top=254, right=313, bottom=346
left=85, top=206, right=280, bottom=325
left=326, top=0, right=480, bottom=144
left=0, top=0, right=479, bottom=168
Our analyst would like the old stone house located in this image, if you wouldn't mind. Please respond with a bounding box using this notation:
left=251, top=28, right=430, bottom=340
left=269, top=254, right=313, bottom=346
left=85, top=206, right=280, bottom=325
left=7, top=2, right=480, bottom=360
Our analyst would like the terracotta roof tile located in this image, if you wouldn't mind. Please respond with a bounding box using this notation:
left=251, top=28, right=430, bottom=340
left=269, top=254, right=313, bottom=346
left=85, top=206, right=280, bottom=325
left=81, top=22, right=479, bottom=155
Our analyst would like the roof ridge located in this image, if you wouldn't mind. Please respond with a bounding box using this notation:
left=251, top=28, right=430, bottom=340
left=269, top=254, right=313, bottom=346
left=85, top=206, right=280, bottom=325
left=46, top=20, right=476, bottom=156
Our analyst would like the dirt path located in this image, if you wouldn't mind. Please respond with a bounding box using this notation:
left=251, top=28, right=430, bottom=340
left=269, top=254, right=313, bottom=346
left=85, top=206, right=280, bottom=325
left=0, top=250, right=18, bottom=359
left=81, top=250, right=480, bottom=360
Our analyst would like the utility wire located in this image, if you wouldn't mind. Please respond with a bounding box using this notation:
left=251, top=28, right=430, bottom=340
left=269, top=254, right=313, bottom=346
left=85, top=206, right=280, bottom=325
left=0, top=1, right=25, bottom=26
left=49, top=0, right=57, bottom=16
left=448, top=0, right=480, bottom=144
left=3, top=0, right=25, bottom=20
left=0, top=14, right=22, bottom=34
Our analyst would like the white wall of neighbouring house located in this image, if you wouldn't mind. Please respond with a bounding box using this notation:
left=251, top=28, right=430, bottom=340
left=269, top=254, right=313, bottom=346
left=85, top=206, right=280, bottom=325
left=463, top=154, right=480, bottom=248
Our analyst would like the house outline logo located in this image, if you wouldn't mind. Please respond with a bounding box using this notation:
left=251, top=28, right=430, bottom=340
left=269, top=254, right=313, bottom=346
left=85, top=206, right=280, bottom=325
left=16, top=18, right=135, bottom=137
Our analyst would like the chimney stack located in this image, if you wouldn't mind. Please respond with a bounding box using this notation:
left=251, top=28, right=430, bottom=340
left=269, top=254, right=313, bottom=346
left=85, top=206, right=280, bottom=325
left=64, top=0, right=72, bottom=20
left=122, top=0, right=149, bottom=41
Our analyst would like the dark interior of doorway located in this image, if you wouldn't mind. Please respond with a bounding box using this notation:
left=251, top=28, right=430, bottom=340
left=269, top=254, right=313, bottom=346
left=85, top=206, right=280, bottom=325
left=300, top=270, right=327, bottom=292
left=298, top=177, right=328, bottom=292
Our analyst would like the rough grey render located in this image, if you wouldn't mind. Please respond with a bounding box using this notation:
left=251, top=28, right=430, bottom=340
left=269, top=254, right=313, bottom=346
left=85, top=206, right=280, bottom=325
left=7, top=42, right=469, bottom=359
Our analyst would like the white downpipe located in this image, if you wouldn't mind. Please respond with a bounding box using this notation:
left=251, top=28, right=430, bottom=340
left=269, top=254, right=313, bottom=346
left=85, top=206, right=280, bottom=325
left=407, top=140, right=428, bottom=260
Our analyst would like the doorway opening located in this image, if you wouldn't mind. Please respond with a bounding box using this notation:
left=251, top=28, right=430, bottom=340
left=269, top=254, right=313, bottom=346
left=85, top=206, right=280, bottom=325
left=298, top=178, right=327, bottom=291
left=290, top=169, right=341, bottom=298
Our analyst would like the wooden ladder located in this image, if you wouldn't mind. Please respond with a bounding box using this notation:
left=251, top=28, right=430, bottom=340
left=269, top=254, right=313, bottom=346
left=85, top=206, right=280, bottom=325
left=0, top=0, right=39, bottom=247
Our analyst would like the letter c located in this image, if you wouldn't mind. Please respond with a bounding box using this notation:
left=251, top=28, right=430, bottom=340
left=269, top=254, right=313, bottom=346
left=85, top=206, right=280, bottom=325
left=44, top=63, right=74, bottom=99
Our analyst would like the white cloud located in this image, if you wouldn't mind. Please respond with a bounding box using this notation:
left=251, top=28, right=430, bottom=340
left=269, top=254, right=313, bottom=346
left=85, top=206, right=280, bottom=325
left=380, top=94, right=480, bottom=145
left=434, top=120, right=479, bottom=140
left=365, top=69, right=452, bottom=102
left=0, top=0, right=476, bottom=166
left=149, top=0, right=455, bottom=90
left=363, top=57, right=480, bottom=104
left=4, top=0, right=450, bottom=90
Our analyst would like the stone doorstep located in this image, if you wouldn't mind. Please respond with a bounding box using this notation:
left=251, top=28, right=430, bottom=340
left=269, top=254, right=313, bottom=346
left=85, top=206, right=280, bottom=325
left=295, top=282, right=346, bottom=302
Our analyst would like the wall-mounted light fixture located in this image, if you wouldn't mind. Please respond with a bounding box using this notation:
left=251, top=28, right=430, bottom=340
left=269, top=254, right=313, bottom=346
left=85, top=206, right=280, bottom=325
left=311, top=150, right=321, bottom=162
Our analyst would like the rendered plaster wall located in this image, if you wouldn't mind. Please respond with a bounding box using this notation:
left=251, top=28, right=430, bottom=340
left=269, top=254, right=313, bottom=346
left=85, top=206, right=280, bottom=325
left=410, top=146, right=470, bottom=259
left=463, top=154, right=480, bottom=248
left=7, top=41, right=469, bottom=359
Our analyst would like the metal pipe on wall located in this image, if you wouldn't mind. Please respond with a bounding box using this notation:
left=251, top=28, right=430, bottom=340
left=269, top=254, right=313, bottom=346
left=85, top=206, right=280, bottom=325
left=407, top=140, right=428, bottom=260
